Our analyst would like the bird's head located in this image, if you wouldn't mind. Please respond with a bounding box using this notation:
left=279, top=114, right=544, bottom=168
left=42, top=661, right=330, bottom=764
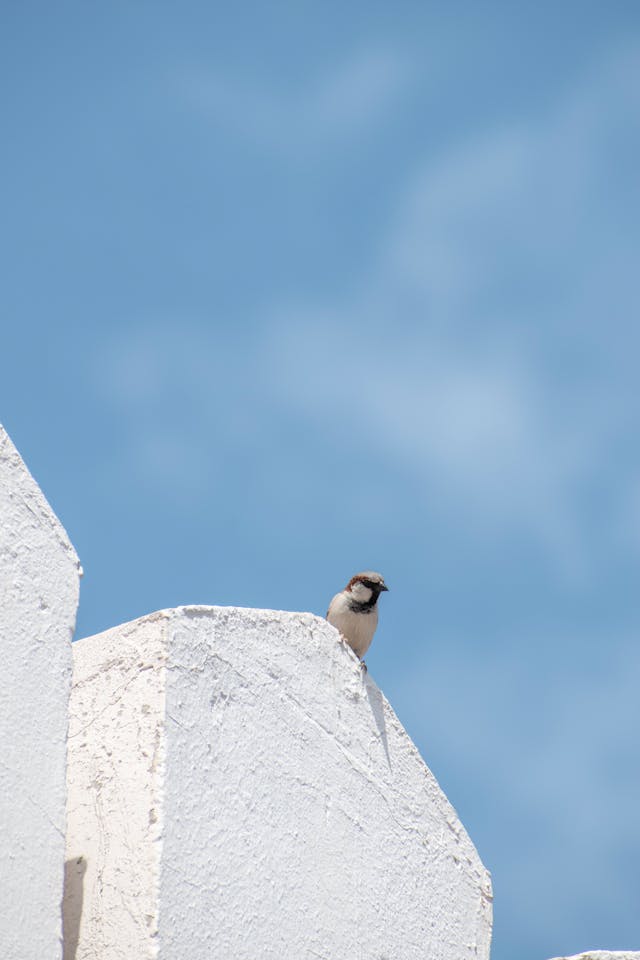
left=346, top=571, right=389, bottom=603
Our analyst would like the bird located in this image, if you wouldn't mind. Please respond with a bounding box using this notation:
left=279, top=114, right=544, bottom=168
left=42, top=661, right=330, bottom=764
left=326, top=571, right=388, bottom=665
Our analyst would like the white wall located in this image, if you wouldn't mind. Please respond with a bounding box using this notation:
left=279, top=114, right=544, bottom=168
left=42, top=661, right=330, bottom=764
left=66, top=605, right=493, bottom=960
left=64, top=611, right=168, bottom=959
left=0, top=426, right=80, bottom=960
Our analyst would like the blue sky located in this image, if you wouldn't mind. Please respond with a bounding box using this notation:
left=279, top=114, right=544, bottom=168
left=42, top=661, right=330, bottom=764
left=2, top=4, right=640, bottom=958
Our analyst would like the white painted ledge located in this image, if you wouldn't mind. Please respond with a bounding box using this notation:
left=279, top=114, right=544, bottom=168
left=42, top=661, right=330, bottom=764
left=548, top=953, right=640, bottom=959
left=0, top=425, right=80, bottom=960
left=65, top=605, right=493, bottom=960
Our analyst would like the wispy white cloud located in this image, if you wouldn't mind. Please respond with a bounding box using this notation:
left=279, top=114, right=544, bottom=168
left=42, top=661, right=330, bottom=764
left=96, top=322, right=273, bottom=494
left=100, top=41, right=640, bottom=577
left=386, top=45, right=640, bottom=315
left=265, top=40, right=640, bottom=576
left=180, top=47, right=411, bottom=149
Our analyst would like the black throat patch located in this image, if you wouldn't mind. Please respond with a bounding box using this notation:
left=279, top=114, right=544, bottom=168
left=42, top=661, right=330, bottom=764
left=347, top=593, right=378, bottom=614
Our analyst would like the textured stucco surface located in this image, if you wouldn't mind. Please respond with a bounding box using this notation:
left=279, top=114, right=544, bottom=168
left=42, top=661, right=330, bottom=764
left=66, top=606, right=492, bottom=960
left=65, top=612, right=168, bottom=959
left=0, top=426, right=80, bottom=960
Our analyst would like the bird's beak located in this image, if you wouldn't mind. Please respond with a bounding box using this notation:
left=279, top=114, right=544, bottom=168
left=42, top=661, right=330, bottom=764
left=380, top=582, right=389, bottom=592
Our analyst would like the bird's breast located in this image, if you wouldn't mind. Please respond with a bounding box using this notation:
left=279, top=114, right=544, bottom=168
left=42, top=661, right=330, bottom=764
left=327, top=595, right=378, bottom=659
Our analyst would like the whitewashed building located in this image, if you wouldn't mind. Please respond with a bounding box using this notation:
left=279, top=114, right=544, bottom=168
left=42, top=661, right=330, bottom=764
left=1, top=424, right=634, bottom=960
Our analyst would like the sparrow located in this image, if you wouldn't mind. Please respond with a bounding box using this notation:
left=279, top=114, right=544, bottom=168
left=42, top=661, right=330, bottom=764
left=326, top=571, right=389, bottom=664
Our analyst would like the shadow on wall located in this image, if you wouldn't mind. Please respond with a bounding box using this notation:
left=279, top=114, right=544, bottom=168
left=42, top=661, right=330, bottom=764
left=62, top=856, right=86, bottom=960
left=365, top=677, right=391, bottom=770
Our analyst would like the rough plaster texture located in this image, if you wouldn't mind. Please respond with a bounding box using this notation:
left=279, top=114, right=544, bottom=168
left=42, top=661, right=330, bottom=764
left=66, top=605, right=492, bottom=960
left=0, top=426, right=80, bottom=960
left=548, top=954, right=640, bottom=959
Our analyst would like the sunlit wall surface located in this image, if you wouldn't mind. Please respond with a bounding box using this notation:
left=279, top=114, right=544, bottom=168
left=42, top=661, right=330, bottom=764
left=2, top=4, right=639, bottom=959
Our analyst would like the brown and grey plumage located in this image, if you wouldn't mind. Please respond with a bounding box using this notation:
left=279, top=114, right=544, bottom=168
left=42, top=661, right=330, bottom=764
left=326, top=571, right=388, bottom=661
